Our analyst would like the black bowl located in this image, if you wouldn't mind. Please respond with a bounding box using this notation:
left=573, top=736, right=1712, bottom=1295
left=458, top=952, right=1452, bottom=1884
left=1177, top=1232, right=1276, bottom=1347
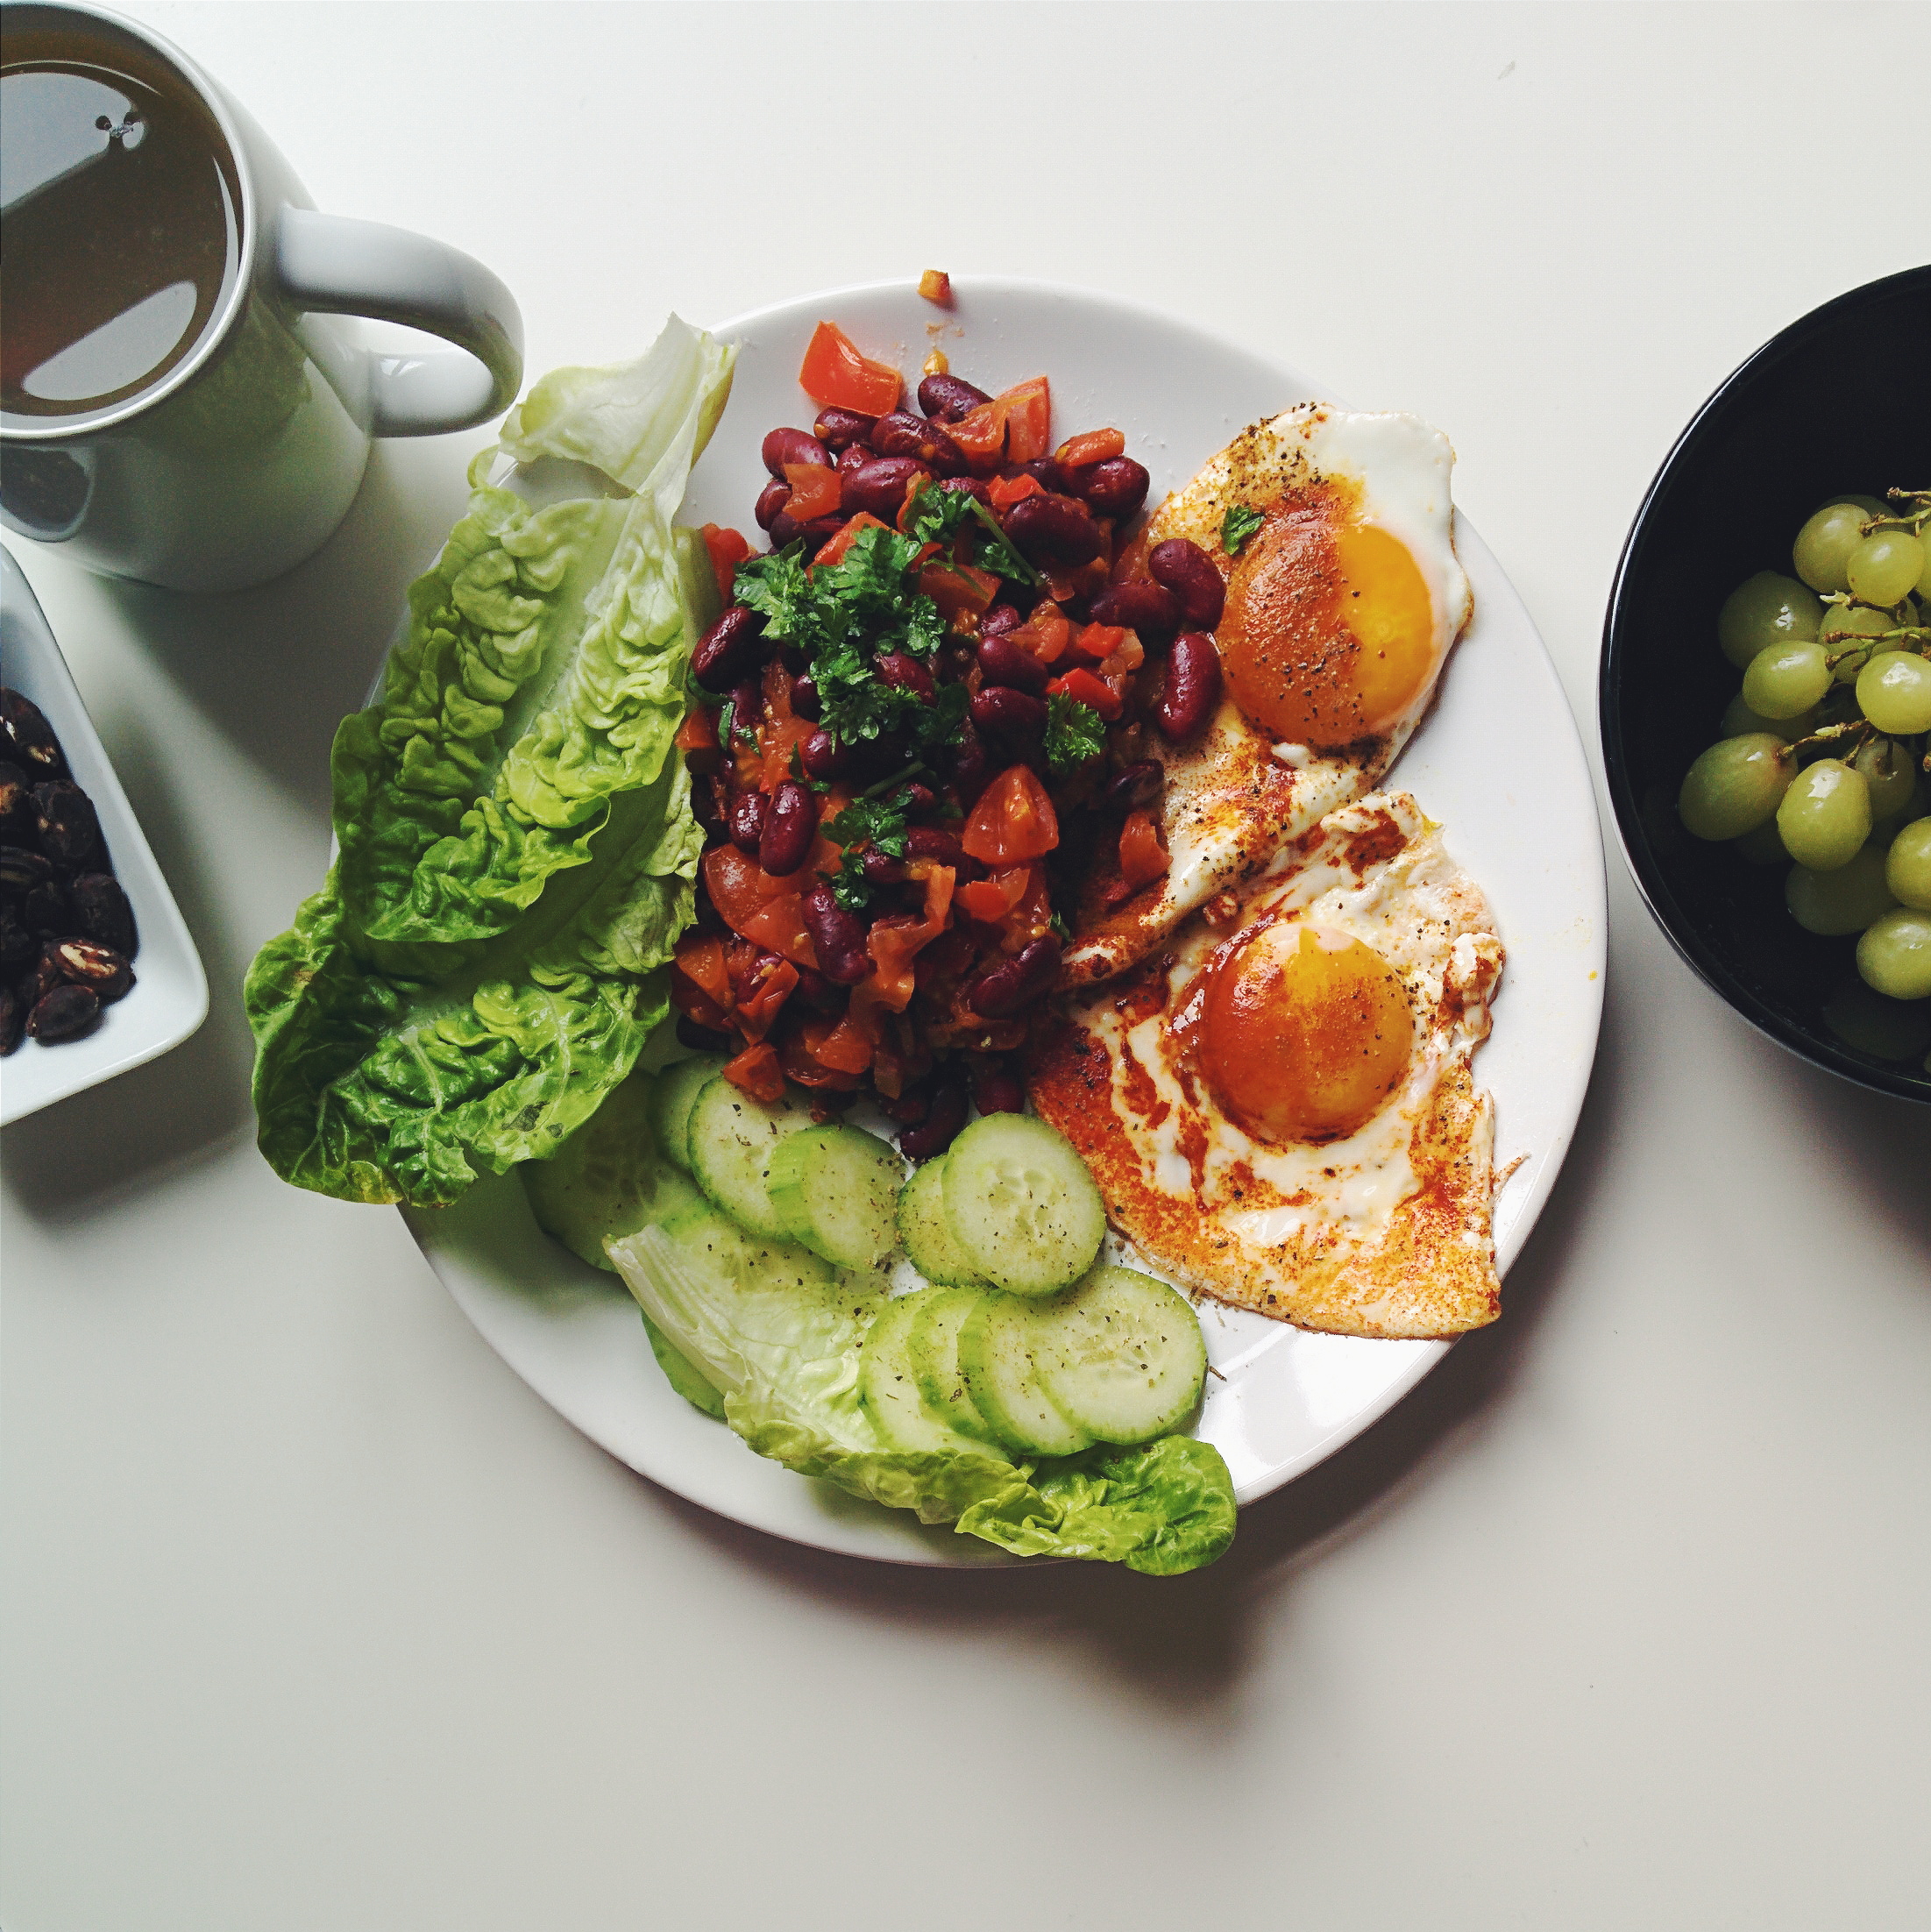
left=1601, top=264, right=1931, bottom=1105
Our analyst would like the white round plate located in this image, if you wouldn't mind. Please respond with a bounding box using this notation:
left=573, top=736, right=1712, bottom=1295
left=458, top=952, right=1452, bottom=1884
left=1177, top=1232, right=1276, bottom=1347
left=405, top=279, right=1607, bottom=1566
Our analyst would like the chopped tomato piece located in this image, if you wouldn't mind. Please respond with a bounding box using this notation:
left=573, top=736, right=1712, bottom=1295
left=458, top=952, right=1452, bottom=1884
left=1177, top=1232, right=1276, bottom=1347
left=1066, top=622, right=1127, bottom=664
left=918, top=270, right=954, bottom=307
left=723, top=1041, right=786, bottom=1105
left=1010, top=610, right=1070, bottom=665
left=946, top=401, right=1006, bottom=472
left=1118, top=809, right=1169, bottom=891
left=1047, top=666, right=1123, bottom=721
left=673, top=931, right=733, bottom=1008
left=799, top=1012, right=873, bottom=1075
left=1055, top=428, right=1125, bottom=468
left=989, top=472, right=1044, bottom=509
left=782, top=463, right=841, bottom=520
left=736, top=956, right=799, bottom=1039
left=810, top=511, right=891, bottom=572
left=699, top=524, right=751, bottom=603
left=997, top=377, right=1051, bottom=464
left=962, top=763, right=1060, bottom=864
left=955, top=865, right=1032, bottom=924
left=798, top=321, right=903, bottom=416
left=702, top=847, right=819, bottom=968
left=919, top=560, right=999, bottom=621
left=868, top=911, right=946, bottom=1012
left=908, top=862, right=956, bottom=928
left=675, top=706, right=721, bottom=775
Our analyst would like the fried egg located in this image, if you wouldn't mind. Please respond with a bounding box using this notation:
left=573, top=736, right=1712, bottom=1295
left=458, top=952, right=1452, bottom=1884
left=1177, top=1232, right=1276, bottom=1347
left=1061, top=407, right=1473, bottom=988
left=1031, top=792, right=1504, bottom=1339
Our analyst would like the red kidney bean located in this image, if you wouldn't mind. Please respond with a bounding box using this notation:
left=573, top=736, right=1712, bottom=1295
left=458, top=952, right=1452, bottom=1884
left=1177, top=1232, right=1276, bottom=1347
left=800, top=728, right=848, bottom=781
left=976, top=630, right=1050, bottom=694
left=837, top=439, right=872, bottom=479
left=966, top=935, right=1061, bottom=1018
left=728, top=787, right=768, bottom=855
left=762, top=428, right=832, bottom=478
left=1157, top=631, right=1222, bottom=742
left=790, top=673, right=820, bottom=720
left=876, top=651, right=934, bottom=703
left=769, top=509, right=845, bottom=551
left=677, top=1013, right=736, bottom=1053
left=813, top=407, right=877, bottom=451
left=758, top=778, right=818, bottom=877
left=803, top=882, right=870, bottom=985
left=1004, top=492, right=1104, bottom=568
left=945, top=717, right=989, bottom=800
left=969, top=1055, right=1026, bottom=1116
left=1105, top=760, right=1165, bottom=812
left=905, top=826, right=962, bottom=865
left=970, top=685, right=1048, bottom=740
left=727, top=676, right=764, bottom=739
left=852, top=728, right=910, bottom=780
left=1090, top=579, right=1180, bottom=638
left=754, top=478, right=791, bottom=532
left=918, top=373, right=990, bottom=423
left=692, top=607, right=767, bottom=693
left=980, top=603, right=1022, bottom=638
left=1073, top=457, right=1150, bottom=521
left=1023, top=458, right=1070, bottom=494
left=935, top=475, right=990, bottom=508
left=792, top=964, right=843, bottom=1014
left=903, top=781, right=937, bottom=817
left=898, top=1069, right=969, bottom=1161
left=862, top=848, right=907, bottom=886
left=841, top=457, right=927, bottom=522
left=869, top=410, right=965, bottom=475
left=1148, top=538, right=1225, bottom=629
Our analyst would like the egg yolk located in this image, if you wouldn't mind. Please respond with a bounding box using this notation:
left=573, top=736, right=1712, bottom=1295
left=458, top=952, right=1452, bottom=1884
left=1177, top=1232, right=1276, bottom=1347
left=1199, top=920, right=1413, bottom=1144
left=1218, top=489, right=1437, bottom=748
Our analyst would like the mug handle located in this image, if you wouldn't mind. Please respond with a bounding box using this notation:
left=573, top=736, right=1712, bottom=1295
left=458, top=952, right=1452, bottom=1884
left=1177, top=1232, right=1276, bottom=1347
left=275, top=209, right=524, bottom=437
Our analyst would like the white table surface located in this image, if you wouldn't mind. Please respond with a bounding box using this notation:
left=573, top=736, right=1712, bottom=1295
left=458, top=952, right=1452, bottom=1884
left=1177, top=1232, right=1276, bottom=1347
left=4, top=5, right=1928, bottom=1928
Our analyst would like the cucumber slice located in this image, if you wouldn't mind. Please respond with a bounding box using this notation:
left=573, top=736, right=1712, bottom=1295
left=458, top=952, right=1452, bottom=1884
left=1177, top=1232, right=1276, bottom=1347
left=685, top=1077, right=817, bottom=1239
left=648, top=1055, right=727, bottom=1173
left=1033, top=1266, right=1207, bottom=1445
left=909, top=1285, right=1005, bottom=1446
left=520, top=1067, right=704, bottom=1271
left=958, top=1293, right=1093, bottom=1457
left=897, top=1157, right=988, bottom=1288
left=942, top=1113, right=1106, bottom=1297
left=768, top=1124, right=904, bottom=1269
left=861, top=1289, right=1010, bottom=1458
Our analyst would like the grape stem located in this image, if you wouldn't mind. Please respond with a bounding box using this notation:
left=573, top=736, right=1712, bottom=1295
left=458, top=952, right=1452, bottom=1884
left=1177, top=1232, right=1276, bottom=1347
left=1861, top=487, right=1931, bottom=539
left=1785, top=719, right=1873, bottom=759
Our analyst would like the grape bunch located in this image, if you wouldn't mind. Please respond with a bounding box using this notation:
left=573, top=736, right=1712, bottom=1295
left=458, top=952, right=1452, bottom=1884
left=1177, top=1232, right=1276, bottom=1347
left=1678, top=487, right=1931, bottom=1069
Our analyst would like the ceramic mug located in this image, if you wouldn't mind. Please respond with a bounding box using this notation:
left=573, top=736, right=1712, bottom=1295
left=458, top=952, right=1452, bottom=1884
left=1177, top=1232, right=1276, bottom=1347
left=0, top=2, right=523, bottom=593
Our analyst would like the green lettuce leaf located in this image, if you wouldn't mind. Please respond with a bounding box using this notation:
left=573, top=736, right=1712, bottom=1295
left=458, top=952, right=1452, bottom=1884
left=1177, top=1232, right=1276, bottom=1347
left=333, top=316, right=733, bottom=946
left=246, top=759, right=700, bottom=1206
left=608, top=1221, right=1236, bottom=1573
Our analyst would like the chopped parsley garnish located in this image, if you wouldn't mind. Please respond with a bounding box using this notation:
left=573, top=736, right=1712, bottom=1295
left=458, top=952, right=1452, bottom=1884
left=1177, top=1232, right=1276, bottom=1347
left=1220, top=504, right=1265, bottom=557
left=905, top=485, right=1039, bottom=588
left=1043, top=690, right=1106, bottom=771
left=826, top=787, right=913, bottom=912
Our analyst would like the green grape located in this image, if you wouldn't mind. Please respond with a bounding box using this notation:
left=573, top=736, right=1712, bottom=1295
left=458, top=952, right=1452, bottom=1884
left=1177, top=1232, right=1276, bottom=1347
left=1851, top=735, right=1919, bottom=820
left=1793, top=501, right=1867, bottom=593
left=1733, top=818, right=1791, bottom=864
left=1679, top=734, right=1793, bottom=841
left=1855, top=650, right=1931, bottom=734
left=1845, top=529, right=1925, bottom=606
left=1886, top=818, right=1931, bottom=912
left=1776, top=757, right=1871, bottom=870
left=1785, top=843, right=1896, bottom=934
left=1719, top=691, right=1818, bottom=742
left=1821, top=493, right=1889, bottom=519
left=1715, top=571, right=1824, bottom=670
left=1918, top=529, right=1931, bottom=600
left=1856, top=906, right=1931, bottom=1000
left=1819, top=600, right=1899, bottom=679
left=1873, top=783, right=1927, bottom=844
left=1742, top=641, right=1831, bottom=718
left=1822, top=977, right=1931, bottom=1062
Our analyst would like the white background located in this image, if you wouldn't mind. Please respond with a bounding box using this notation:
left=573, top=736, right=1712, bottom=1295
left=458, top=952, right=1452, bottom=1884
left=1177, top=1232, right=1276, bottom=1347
left=4, top=4, right=1928, bottom=1928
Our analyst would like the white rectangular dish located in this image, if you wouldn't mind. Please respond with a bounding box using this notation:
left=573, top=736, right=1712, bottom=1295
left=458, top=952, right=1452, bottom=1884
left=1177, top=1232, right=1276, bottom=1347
left=1, top=545, right=207, bottom=1126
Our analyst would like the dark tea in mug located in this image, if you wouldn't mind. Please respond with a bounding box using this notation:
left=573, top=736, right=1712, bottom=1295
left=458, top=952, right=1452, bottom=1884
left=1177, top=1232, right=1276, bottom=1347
left=1, top=15, right=242, bottom=427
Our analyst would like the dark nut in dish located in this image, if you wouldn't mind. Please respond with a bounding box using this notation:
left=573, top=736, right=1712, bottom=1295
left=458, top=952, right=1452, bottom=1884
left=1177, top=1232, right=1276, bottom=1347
left=23, top=879, right=69, bottom=935
left=28, top=982, right=102, bottom=1042
left=1156, top=631, right=1223, bottom=742
left=69, top=873, right=137, bottom=955
left=0, top=843, right=53, bottom=894
left=0, top=904, right=32, bottom=974
left=916, top=373, right=990, bottom=423
left=19, top=944, right=67, bottom=1005
left=1148, top=538, right=1225, bottom=629
left=1003, top=493, right=1104, bottom=569
left=0, top=688, right=66, bottom=777
left=0, top=984, right=21, bottom=1055
left=761, top=428, right=832, bottom=477
left=32, top=779, right=101, bottom=869
left=53, top=937, right=132, bottom=1002
left=0, top=759, right=32, bottom=833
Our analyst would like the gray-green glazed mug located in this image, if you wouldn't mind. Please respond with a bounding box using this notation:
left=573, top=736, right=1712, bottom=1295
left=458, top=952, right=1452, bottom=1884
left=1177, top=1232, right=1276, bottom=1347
left=0, top=1, right=523, bottom=592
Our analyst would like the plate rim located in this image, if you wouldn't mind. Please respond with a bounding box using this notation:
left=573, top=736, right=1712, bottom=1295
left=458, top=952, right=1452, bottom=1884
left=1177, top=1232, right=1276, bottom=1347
left=406, top=275, right=1608, bottom=1566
